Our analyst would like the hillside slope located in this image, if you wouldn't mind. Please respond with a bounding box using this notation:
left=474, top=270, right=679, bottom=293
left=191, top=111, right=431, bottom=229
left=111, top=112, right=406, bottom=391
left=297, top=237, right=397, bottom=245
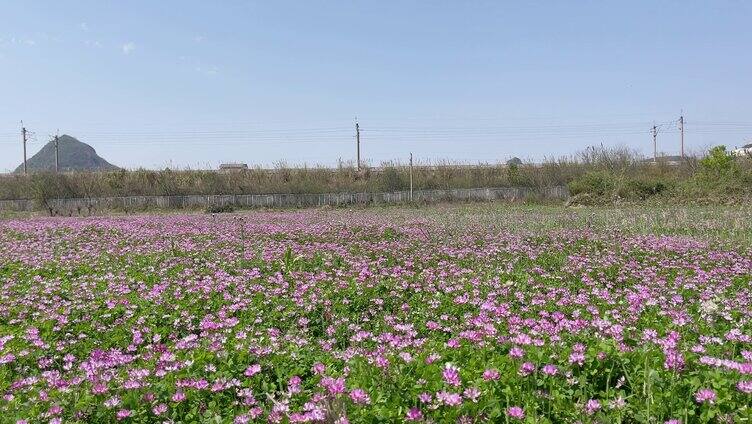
left=15, top=135, right=119, bottom=173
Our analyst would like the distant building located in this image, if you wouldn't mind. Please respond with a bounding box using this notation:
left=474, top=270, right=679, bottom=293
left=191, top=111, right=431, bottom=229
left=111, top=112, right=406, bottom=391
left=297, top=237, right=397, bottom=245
left=732, top=143, right=752, bottom=157
left=219, top=163, right=249, bottom=172
left=641, top=155, right=683, bottom=166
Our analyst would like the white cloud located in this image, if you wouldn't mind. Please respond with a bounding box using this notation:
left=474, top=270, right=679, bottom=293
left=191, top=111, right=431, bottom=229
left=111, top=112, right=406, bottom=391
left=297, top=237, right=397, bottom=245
left=80, top=22, right=89, bottom=32
left=84, top=40, right=102, bottom=48
left=193, top=35, right=205, bottom=43
left=121, top=42, right=135, bottom=54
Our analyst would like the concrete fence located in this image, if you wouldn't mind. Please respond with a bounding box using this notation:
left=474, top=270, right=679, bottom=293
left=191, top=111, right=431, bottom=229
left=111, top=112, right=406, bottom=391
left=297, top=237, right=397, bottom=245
left=0, top=186, right=568, bottom=213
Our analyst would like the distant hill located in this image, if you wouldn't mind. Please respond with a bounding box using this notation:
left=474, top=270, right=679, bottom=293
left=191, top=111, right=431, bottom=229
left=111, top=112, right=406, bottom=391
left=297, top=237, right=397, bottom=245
left=14, top=135, right=119, bottom=173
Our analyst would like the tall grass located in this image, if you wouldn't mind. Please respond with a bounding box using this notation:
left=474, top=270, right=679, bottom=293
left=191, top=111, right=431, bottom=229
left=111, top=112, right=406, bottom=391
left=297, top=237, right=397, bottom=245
left=2, top=146, right=749, bottom=203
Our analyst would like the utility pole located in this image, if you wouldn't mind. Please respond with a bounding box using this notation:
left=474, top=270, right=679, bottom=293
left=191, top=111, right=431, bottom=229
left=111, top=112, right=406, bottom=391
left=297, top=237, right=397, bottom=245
left=54, top=130, right=60, bottom=173
left=409, top=152, right=413, bottom=202
left=651, top=124, right=658, bottom=163
left=21, top=121, right=28, bottom=175
left=679, top=114, right=684, bottom=159
left=355, top=119, right=361, bottom=171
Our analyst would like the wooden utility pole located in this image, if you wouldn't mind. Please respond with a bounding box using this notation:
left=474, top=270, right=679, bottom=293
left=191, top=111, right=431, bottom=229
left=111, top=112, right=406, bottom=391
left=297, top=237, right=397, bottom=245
left=651, top=125, right=658, bottom=163
left=54, top=131, right=60, bottom=173
left=679, top=115, right=684, bottom=159
left=409, top=152, right=413, bottom=202
left=355, top=120, right=361, bottom=171
left=21, top=121, right=28, bottom=175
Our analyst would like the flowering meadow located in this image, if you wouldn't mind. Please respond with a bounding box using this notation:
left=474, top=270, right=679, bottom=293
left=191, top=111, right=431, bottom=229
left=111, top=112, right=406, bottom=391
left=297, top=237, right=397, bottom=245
left=0, top=207, right=751, bottom=423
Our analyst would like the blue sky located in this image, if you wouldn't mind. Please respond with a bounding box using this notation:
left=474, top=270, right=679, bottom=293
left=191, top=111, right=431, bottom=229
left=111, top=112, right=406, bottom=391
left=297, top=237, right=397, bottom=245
left=1, top=1, right=751, bottom=171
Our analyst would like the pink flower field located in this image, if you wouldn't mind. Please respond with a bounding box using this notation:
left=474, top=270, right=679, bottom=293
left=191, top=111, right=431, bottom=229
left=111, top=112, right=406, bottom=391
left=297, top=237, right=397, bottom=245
left=0, top=209, right=751, bottom=423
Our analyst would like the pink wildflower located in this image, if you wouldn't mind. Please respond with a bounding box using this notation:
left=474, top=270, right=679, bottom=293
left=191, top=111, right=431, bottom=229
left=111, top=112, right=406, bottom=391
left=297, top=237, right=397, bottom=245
left=463, top=387, right=481, bottom=402
left=172, top=391, right=186, bottom=402
left=312, top=363, right=326, bottom=375
left=405, top=407, right=423, bottom=421
left=436, top=391, right=462, bottom=406
left=349, top=388, right=370, bottom=404
left=585, top=399, right=600, bottom=415
left=244, top=364, right=261, bottom=377
left=695, top=388, right=716, bottom=404
left=321, top=377, right=346, bottom=395
left=542, top=364, right=558, bottom=376
left=519, top=362, right=535, bottom=376
left=506, top=406, right=525, bottom=420
left=442, top=363, right=461, bottom=387
left=738, top=380, right=752, bottom=394
left=152, top=404, right=167, bottom=415
left=234, top=415, right=250, bottom=424
left=482, top=368, right=500, bottom=381
left=509, top=346, right=524, bottom=358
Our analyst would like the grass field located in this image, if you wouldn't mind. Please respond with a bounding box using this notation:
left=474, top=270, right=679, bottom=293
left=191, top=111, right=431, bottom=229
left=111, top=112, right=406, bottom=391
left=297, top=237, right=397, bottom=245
left=1, top=205, right=751, bottom=423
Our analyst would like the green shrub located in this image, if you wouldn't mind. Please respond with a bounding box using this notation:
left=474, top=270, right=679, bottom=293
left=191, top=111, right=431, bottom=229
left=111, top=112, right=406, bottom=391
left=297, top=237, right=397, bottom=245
left=622, top=178, right=670, bottom=200
left=699, top=146, right=737, bottom=178
left=378, top=167, right=405, bottom=192
left=681, top=146, right=750, bottom=198
left=567, top=171, right=615, bottom=197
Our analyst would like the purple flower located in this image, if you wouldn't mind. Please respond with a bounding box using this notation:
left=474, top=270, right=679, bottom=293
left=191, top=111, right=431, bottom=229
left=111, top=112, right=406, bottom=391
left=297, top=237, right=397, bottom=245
left=509, top=346, right=524, bottom=358
left=172, top=391, right=186, bottom=402
left=519, top=362, right=536, bottom=376
left=405, top=407, right=423, bottom=421
left=116, top=409, right=132, bottom=420
left=506, top=406, right=525, bottom=420
left=321, top=377, right=346, bottom=395
left=234, top=415, right=250, bottom=424
left=738, top=380, right=752, bottom=394
left=542, top=364, right=558, bottom=376
left=610, top=396, right=626, bottom=410
left=425, top=353, right=441, bottom=364
left=104, top=397, right=120, bottom=408
left=418, top=392, right=432, bottom=403
left=288, top=375, right=302, bottom=394
left=569, top=351, right=585, bottom=366
left=482, top=368, right=500, bottom=381
left=442, top=363, right=462, bottom=387
left=349, top=388, right=371, bottom=404
left=695, top=388, right=716, bottom=404
left=585, top=399, right=601, bottom=415
left=463, top=387, right=481, bottom=402
left=244, top=364, right=261, bottom=377
left=312, top=363, right=326, bottom=375
left=436, top=391, right=463, bottom=406
left=152, top=404, right=167, bottom=415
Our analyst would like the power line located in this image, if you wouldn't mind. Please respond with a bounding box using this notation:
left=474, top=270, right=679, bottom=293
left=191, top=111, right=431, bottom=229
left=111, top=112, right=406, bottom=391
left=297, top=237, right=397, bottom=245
left=679, top=114, right=684, bottom=158
left=21, top=121, right=27, bottom=175
left=355, top=118, right=361, bottom=171
left=651, top=124, right=658, bottom=162
left=54, top=130, right=59, bottom=173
